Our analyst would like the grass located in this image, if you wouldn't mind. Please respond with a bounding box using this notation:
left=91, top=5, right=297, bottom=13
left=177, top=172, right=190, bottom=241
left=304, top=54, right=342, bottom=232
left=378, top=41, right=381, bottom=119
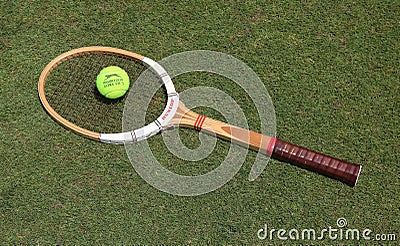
left=1, top=0, right=399, bottom=244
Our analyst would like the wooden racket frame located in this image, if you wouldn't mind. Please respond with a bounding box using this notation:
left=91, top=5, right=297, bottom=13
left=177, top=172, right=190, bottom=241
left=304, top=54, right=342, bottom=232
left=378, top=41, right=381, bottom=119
left=38, top=47, right=144, bottom=141
left=39, top=46, right=362, bottom=186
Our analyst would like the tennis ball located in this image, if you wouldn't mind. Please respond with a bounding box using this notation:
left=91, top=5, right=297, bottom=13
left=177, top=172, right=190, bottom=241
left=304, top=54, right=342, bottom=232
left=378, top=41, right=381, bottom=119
left=96, top=66, right=130, bottom=99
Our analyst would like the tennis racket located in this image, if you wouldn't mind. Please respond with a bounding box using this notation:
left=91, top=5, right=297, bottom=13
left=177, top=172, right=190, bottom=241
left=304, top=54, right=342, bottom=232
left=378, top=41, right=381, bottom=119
left=38, top=46, right=361, bottom=186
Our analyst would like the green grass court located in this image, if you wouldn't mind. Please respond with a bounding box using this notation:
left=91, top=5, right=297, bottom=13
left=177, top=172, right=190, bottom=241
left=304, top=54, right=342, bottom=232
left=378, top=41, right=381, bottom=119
left=1, top=1, right=399, bottom=244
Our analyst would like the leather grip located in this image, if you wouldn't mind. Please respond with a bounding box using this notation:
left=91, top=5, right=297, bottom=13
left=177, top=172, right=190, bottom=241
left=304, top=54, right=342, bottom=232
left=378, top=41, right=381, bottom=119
left=271, top=138, right=361, bottom=186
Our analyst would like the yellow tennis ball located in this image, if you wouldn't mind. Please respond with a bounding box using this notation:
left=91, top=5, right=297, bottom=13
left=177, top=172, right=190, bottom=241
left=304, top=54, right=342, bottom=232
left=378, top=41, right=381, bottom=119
left=96, top=66, right=130, bottom=99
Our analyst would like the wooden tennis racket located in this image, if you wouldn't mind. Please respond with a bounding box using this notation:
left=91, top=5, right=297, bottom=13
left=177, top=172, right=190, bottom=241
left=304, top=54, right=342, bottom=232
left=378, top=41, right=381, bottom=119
left=38, top=46, right=361, bottom=186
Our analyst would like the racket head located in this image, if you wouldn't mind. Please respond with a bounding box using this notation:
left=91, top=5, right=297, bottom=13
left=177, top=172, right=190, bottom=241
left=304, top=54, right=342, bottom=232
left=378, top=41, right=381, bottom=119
left=38, top=46, right=179, bottom=144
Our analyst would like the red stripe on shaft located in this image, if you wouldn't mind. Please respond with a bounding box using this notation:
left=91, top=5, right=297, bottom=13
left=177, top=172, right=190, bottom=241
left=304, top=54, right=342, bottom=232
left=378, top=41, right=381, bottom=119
left=194, top=116, right=200, bottom=130
left=266, top=137, right=277, bottom=157
left=194, top=115, right=206, bottom=130
left=198, top=115, right=206, bottom=129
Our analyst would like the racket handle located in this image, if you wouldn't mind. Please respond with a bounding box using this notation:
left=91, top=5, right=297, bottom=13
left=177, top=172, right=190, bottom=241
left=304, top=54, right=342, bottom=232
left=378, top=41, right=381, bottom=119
left=271, top=138, right=361, bottom=186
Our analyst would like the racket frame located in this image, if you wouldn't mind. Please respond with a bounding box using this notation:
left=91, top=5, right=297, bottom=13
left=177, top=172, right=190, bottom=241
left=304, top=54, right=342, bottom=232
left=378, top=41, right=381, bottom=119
left=38, top=46, right=179, bottom=144
left=39, top=46, right=361, bottom=186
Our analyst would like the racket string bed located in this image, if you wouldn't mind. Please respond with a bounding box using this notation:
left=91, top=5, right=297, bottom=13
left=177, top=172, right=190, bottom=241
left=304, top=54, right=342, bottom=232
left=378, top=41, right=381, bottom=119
left=44, top=53, right=147, bottom=134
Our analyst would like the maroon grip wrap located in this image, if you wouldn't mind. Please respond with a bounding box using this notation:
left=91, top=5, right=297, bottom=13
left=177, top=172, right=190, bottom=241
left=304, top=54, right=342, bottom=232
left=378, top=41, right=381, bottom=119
left=271, top=138, right=361, bottom=186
